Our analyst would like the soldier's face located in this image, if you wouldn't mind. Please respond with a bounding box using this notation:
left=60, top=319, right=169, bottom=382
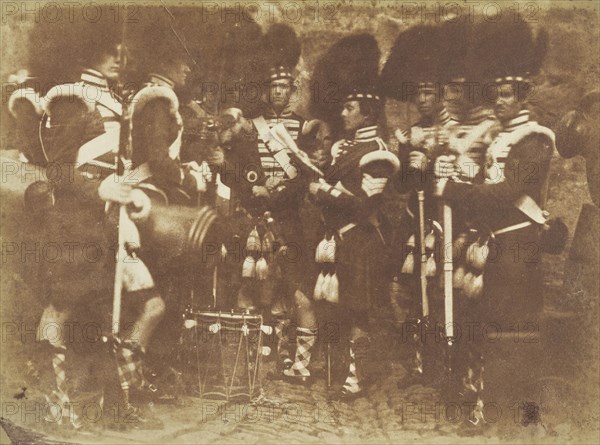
left=164, top=60, right=191, bottom=89
left=269, top=79, right=293, bottom=108
left=415, top=83, right=438, bottom=118
left=495, top=83, right=522, bottom=123
left=342, top=101, right=368, bottom=133
left=93, top=44, right=121, bottom=81
left=444, top=81, right=472, bottom=113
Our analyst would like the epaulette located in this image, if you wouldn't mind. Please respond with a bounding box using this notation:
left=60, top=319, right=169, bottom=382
left=359, top=143, right=400, bottom=174
left=131, top=85, right=179, bottom=116
left=43, top=83, right=95, bottom=115
left=8, top=87, right=44, bottom=117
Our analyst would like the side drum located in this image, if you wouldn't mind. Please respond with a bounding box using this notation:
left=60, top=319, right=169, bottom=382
left=179, top=310, right=270, bottom=402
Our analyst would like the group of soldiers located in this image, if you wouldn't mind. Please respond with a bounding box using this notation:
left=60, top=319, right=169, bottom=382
left=8, top=9, right=562, bottom=432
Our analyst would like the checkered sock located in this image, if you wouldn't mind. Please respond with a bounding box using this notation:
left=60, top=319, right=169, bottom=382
left=114, top=340, right=145, bottom=393
left=275, top=319, right=293, bottom=368
left=283, top=327, right=316, bottom=378
left=342, top=343, right=360, bottom=394
left=45, top=345, right=81, bottom=429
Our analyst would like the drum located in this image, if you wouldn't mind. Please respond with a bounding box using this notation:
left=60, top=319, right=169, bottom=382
left=179, top=309, right=271, bottom=402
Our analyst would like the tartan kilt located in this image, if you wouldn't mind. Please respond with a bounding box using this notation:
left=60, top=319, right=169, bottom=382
left=336, top=224, right=387, bottom=312
left=481, top=225, right=543, bottom=324
left=39, top=204, right=115, bottom=309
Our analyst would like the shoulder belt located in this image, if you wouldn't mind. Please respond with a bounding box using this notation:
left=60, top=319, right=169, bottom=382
left=451, top=118, right=497, bottom=155
left=8, top=87, right=44, bottom=117
left=252, top=116, right=299, bottom=180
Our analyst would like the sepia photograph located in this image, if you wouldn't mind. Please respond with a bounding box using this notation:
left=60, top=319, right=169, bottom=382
left=0, top=0, right=598, bottom=443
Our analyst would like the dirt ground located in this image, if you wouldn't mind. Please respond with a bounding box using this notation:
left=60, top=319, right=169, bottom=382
left=0, top=141, right=598, bottom=444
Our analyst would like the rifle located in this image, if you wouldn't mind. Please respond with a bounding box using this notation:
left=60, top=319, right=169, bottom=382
left=111, top=13, right=131, bottom=339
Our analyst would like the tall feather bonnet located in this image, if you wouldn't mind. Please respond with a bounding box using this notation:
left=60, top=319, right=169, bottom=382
left=261, top=23, right=301, bottom=82
left=310, top=33, right=381, bottom=132
left=380, top=24, right=445, bottom=101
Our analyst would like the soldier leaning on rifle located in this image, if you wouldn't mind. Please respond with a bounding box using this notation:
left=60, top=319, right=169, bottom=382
left=28, top=18, right=161, bottom=430
left=308, top=34, right=400, bottom=400
left=433, top=17, right=558, bottom=426
left=379, top=24, right=458, bottom=388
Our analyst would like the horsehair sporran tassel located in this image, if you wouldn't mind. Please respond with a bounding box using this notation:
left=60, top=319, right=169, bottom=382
left=402, top=251, right=415, bottom=274
left=246, top=226, right=261, bottom=252
left=425, top=254, right=437, bottom=277
left=314, top=272, right=326, bottom=300
left=322, top=273, right=332, bottom=301
left=256, top=257, right=269, bottom=280
left=242, top=255, right=257, bottom=278
left=326, top=272, right=339, bottom=304
left=424, top=230, right=436, bottom=250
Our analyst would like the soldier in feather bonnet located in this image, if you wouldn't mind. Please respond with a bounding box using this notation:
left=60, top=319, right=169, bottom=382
left=433, top=16, right=555, bottom=425
left=307, top=33, right=400, bottom=399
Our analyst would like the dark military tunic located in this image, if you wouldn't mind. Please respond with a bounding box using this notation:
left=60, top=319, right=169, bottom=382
left=220, top=109, right=311, bottom=300
left=313, top=126, right=399, bottom=311
left=441, top=110, right=554, bottom=320
left=39, top=69, right=123, bottom=307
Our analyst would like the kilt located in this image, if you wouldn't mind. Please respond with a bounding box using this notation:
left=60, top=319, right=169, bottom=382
left=335, top=224, right=387, bottom=312
left=482, top=225, right=544, bottom=324
left=40, top=191, right=115, bottom=310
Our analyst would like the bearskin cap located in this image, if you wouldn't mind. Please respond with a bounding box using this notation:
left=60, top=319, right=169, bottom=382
left=261, top=23, right=301, bottom=81
left=466, top=16, right=548, bottom=84
left=438, top=18, right=472, bottom=83
left=380, top=24, right=445, bottom=101
left=310, top=33, right=381, bottom=129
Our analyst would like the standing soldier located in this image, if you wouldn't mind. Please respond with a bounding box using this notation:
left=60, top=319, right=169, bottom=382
left=439, top=19, right=498, bottom=185
left=121, top=30, right=214, bottom=396
left=217, top=24, right=323, bottom=380
left=34, top=15, right=161, bottom=429
left=380, top=24, right=457, bottom=388
left=308, top=34, right=400, bottom=399
left=433, top=17, right=553, bottom=425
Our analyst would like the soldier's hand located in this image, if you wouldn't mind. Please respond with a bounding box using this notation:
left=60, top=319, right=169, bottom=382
left=265, top=176, right=284, bottom=191
left=434, top=155, right=458, bottom=179
left=309, top=181, right=321, bottom=195
left=408, top=151, right=428, bottom=172
left=98, top=177, right=133, bottom=204
left=309, top=148, right=328, bottom=169
left=252, top=186, right=270, bottom=198
left=128, top=189, right=152, bottom=221
left=432, top=178, right=448, bottom=197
